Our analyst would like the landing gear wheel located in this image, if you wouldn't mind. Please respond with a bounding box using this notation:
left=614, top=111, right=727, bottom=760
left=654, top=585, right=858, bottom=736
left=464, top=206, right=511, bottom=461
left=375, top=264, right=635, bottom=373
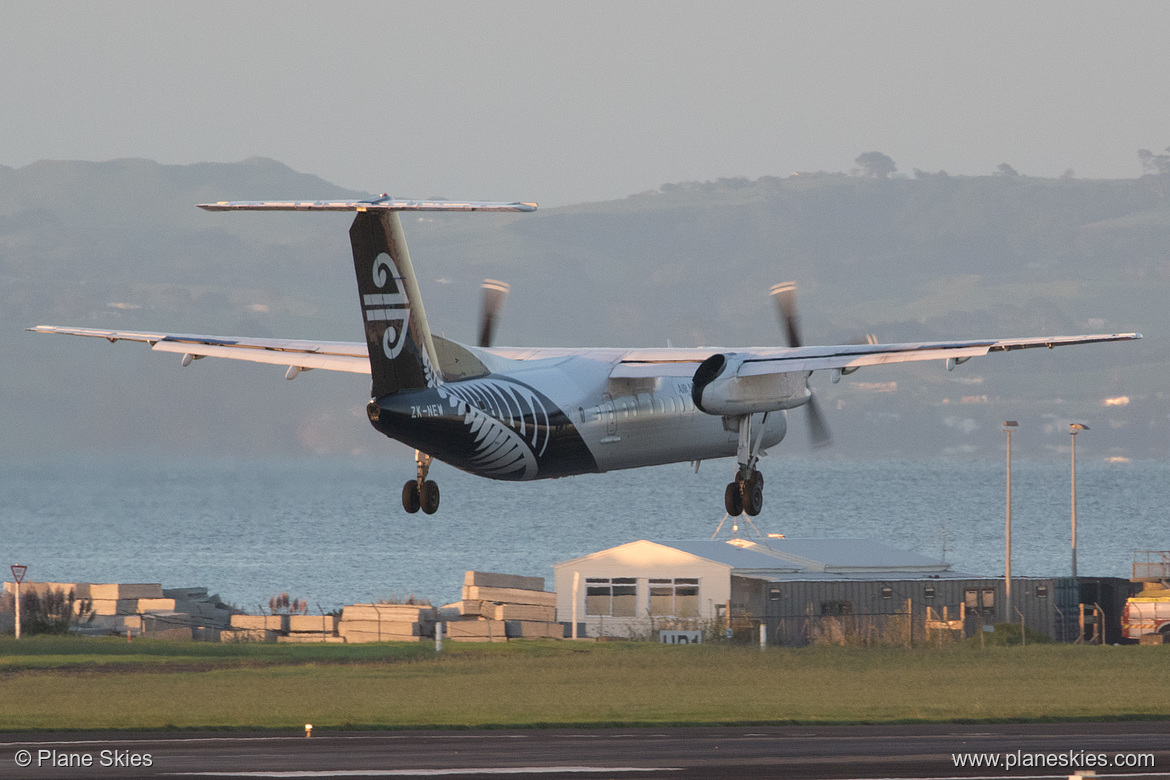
left=402, top=480, right=421, bottom=514
left=743, top=474, right=764, bottom=517
left=421, top=480, right=441, bottom=515
left=724, top=482, right=743, bottom=516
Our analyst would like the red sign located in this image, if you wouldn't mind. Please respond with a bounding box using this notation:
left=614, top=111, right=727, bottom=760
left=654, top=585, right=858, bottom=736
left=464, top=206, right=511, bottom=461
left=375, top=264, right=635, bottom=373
left=10, top=565, right=27, bottom=583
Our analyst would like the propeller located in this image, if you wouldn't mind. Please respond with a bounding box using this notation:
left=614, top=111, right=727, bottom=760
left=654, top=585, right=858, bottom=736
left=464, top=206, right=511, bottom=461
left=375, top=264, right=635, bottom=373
left=477, top=279, right=510, bottom=348
left=768, top=281, right=833, bottom=448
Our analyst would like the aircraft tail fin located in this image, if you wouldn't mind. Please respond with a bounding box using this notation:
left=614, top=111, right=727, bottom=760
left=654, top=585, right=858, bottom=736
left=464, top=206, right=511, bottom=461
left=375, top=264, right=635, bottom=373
left=350, top=210, right=438, bottom=395
left=198, top=197, right=536, bottom=397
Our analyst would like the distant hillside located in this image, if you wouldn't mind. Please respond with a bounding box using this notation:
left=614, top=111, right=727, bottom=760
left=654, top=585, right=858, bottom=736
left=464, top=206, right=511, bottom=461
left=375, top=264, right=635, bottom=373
left=2, top=159, right=1164, bottom=460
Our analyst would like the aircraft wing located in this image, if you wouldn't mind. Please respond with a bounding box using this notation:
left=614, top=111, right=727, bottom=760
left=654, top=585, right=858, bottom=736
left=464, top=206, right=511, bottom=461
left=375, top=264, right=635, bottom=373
left=611, top=333, right=1142, bottom=379
left=27, top=326, right=370, bottom=374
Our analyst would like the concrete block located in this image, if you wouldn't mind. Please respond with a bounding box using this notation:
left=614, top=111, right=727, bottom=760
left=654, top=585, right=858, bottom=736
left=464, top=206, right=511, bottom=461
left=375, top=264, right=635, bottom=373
left=462, top=586, right=557, bottom=607
left=342, top=604, right=435, bottom=623
left=277, top=634, right=347, bottom=643
left=493, top=603, right=556, bottom=622
left=504, top=620, right=564, bottom=639
left=445, top=634, right=509, bottom=643
left=89, top=599, right=139, bottom=616
left=339, top=620, right=423, bottom=638
left=289, top=615, right=336, bottom=633
left=79, top=583, right=163, bottom=600
left=464, top=571, right=545, bottom=592
left=225, top=628, right=278, bottom=643
left=163, top=587, right=208, bottom=600
left=5, top=581, right=77, bottom=597
left=445, top=619, right=506, bottom=638
left=230, top=614, right=287, bottom=631
left=340, top=630, right=424, bottom=643
left=134, top=599, right=177, bottom=613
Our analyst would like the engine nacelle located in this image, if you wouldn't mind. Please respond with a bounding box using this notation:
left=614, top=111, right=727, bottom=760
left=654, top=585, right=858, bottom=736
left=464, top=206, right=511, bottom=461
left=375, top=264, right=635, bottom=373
left=692, top=352, right=810, bottom=416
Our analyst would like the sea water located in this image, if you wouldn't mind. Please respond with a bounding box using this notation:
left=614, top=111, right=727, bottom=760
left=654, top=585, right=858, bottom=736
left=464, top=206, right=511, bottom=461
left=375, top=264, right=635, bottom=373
left=1, top=455, right=1165, bottom=611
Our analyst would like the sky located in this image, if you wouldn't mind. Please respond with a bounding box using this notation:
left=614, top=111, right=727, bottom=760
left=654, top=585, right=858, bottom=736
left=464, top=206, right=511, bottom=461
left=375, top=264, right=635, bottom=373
left=4, top=2, right=1170, bottom=208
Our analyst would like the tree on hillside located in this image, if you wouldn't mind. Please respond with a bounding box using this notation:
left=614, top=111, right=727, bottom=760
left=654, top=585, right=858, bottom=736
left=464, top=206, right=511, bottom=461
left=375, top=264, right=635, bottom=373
left=995, top=163, right=1019, bottom=176
left=1137, top=147, right=1170, bottom=175
left=855, top=152, right=897, bottom=178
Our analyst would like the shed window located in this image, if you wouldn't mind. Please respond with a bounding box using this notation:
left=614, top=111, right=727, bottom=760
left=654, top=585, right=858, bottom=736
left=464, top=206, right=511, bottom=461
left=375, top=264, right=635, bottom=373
left=585, top=577, right=637, bottom=617
left=981, top=588, right=995, bottom=609
left=648, top=577, right=699, bottom=617
left=880, top=586, right=893, bottom=600
left=820, top=601, right=853, bottom=616
left=768, top=586, right=783, bottom=602
left=964, top=589, right=978, bottom=609
left=924, top=587, right=936, bottom=600
left=1036, top=585, right=1048, bottom=599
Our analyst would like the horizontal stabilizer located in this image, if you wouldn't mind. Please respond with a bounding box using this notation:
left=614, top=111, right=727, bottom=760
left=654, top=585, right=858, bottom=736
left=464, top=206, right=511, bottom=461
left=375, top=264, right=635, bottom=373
left=198, top=197, right=537, bottom=213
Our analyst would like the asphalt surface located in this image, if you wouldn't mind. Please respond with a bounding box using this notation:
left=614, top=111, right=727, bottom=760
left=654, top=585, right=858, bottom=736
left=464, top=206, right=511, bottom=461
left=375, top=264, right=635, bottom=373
left=2, top=722, right=1168, bottom=779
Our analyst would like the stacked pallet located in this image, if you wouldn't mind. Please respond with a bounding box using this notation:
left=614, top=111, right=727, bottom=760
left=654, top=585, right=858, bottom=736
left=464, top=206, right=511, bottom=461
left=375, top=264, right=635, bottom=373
left=337, top=603, right=436, bottom=643
left=443, top=572, right=560, bottom=641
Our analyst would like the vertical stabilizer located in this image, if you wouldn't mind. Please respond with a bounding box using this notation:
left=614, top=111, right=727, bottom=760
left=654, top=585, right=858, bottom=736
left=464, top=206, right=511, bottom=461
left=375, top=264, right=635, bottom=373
left=349, top=211, right=441, bottom=396
left=196, top=196, right=538, bottom=396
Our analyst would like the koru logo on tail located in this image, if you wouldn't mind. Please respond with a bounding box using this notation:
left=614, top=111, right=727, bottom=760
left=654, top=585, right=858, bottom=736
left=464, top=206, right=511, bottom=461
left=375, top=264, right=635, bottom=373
left=365, top=252, right=410, bottom=360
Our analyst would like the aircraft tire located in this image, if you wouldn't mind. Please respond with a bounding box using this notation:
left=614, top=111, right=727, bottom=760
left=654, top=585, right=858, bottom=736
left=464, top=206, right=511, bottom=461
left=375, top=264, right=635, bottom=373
left=724, top=482, right=743, bottom=516
left=421, top=480, right=441, bottom=515
left=744, top=478, right=764, bottom=517
left=402, top=480, right=421, bottom=513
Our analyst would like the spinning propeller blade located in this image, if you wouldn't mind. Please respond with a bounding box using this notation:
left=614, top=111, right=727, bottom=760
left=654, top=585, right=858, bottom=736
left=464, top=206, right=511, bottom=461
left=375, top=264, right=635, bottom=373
left=769, top=281, right=832, bottom=447
left=478, top=279, right=510, bottom=348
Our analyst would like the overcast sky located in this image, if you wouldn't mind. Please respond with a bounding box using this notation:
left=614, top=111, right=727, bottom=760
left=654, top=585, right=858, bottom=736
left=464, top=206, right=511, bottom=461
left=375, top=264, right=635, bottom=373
left=4, top=2, right=1169, bottom=207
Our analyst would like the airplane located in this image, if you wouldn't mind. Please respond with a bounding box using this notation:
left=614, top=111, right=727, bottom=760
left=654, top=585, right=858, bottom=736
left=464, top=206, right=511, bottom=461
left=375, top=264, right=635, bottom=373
left=30, top=196, right=1141, bottom=516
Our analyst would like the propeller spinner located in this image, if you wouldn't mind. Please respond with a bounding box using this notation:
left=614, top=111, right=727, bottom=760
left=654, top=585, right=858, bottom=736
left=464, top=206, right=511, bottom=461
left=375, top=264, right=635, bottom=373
left=768, top=281, right=832, bottom=448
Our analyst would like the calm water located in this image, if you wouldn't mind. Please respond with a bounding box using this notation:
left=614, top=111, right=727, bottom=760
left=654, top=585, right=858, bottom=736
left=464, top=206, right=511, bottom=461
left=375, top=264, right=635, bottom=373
left=1, top=455, right=1166, bottom=612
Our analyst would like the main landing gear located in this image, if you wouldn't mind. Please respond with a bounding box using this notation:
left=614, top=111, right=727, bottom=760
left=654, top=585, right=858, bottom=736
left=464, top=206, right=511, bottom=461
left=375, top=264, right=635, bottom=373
left=723, top=412, right=768, bottom=517
left=725, top=469, right=764, bottom=517
left=402, top=450, right=440, bottom=514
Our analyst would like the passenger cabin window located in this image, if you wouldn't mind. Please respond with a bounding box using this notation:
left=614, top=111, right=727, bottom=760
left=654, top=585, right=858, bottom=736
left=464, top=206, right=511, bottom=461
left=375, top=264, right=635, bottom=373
left=585, top=577, right=637, bottom=617
left=647, top=577, right=699, bottom=617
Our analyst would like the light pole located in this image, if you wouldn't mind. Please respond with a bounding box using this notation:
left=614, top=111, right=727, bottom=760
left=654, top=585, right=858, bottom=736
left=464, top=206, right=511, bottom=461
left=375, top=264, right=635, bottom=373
left=1003, top=421, right=1018, bottom=607
left=1069, top=423, right=1089, bottom=579
left=10, top=565, right=27, bottom=639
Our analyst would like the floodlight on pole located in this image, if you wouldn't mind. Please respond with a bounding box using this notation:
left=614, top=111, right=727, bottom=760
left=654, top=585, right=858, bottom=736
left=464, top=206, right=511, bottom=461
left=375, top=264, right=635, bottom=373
left=1002, top=422, right=1018, bottom=607
left=1069, top=423, right=1089, bottom=579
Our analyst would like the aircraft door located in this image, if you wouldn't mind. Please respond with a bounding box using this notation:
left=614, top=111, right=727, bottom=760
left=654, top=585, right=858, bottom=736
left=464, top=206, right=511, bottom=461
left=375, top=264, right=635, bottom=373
left=602, top=393, right=617, bottom=436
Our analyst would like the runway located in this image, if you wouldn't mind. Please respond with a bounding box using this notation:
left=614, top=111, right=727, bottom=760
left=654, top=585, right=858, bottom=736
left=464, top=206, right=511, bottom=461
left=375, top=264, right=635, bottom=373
left=3, top=722, right=1168, bottom=779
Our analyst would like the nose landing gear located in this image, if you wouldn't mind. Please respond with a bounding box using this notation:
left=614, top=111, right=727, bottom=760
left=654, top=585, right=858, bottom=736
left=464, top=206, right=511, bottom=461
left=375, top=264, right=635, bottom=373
left=402, top=450, right=440, bottom=514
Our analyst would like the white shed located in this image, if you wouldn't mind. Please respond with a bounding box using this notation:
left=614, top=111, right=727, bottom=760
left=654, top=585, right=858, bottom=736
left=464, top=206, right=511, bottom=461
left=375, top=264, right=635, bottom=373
left=553, top=539, right=803, bottom=637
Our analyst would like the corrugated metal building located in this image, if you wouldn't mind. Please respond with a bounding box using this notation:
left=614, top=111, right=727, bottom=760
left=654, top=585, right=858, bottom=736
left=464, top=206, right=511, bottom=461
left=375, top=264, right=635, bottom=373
left=553, top=538, right=1123, bottom=643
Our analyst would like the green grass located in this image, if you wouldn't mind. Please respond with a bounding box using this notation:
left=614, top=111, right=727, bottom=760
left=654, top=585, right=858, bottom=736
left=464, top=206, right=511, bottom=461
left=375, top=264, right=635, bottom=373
left=1, top=636, right=1167, bottom=731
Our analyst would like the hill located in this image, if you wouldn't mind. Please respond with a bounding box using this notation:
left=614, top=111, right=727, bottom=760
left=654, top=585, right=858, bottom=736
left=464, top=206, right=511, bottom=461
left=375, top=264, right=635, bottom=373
left=2, top=160, right=1164, bottom=459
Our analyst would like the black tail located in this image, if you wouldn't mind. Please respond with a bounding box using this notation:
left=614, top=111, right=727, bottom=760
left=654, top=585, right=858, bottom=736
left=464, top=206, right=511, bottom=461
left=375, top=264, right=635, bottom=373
left=349, top=211, right=439, bottom=396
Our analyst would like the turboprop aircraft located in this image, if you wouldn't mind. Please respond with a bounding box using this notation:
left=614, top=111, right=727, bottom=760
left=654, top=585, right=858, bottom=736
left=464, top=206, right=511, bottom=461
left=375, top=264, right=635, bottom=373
left=30, top=197, right=1141, bottom=516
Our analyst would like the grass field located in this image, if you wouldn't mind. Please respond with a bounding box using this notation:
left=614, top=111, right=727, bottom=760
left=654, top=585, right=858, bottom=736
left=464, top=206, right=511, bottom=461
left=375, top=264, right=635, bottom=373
left=1, top=636, right=1167, bottom=731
